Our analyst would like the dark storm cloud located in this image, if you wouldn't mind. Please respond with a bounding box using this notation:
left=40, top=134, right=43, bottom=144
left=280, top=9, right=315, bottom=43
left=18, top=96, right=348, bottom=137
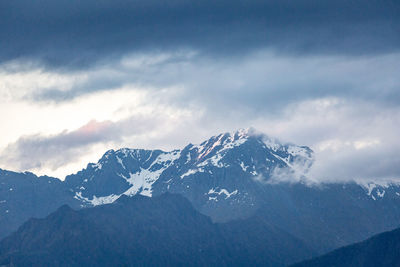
left=28, top=51, right=400, bottom=112
left=1, top=0, right=399, bottom=69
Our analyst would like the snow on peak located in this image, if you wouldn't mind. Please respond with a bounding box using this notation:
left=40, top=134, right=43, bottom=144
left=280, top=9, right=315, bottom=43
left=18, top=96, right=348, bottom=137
left=262, top=136, right=281, bottom=152
left=90, top=162, right=103, bottom=171
left=194, top=129, right=251, bottom=161
left=119, top=148, right=133, bottom=158
left=115, top=148, right=147, bottom=160
left=74, top=128, right=316, bottom=205
left=178, top=129, right=260, bottom=177
left=364, top=183, right=377, bottom=196
left=182, top=128, right=315, bottom=181
left=103, top=149, right=115, bottom=159
left=74, top=149, right=181, bottom=206
left=355, top=180, right=400, bottom=201
left=356, top=181, right=400, bottom=200
left=233, top=127, right=254, bottom=138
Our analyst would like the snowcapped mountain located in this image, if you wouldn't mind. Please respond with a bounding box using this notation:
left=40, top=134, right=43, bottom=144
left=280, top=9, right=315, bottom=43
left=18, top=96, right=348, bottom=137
left=65, top=128, right=314, bottom=220
left=65, top=148, right=181, bottom=205
left=2, top=127, right=400, bottom=253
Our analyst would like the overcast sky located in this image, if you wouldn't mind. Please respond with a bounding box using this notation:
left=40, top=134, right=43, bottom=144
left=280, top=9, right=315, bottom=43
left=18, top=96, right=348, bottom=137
left=1, top=0, right=399, bottom=182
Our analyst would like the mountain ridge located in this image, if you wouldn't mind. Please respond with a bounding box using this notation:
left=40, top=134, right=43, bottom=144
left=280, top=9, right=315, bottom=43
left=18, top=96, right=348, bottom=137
left=65, top=127, right=314, bottom=209
left=0, top=193, right=315, bottom=267
left=2, top=128, right=400, bottom=257
left=291, top=226, right=400, bottom=267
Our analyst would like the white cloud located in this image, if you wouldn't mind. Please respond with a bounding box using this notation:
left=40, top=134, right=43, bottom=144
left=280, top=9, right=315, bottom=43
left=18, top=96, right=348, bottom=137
left=0, top=51, right=400, bottom=183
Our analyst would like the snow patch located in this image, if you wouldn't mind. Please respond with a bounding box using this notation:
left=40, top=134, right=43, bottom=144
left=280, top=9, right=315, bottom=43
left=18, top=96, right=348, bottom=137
left=92, top=162, right=103, bottom=171
left=198, top=153, right=226, bottom=168
left=240, top=162, right=248, bottom=172
left=181, top=169, right=202, bottom=179
left=119, top=148, right=131, bottom=158
left=197, top=134, right=225, bottom=160
left=358, top=181, right=392, bottom=199
left=74, top=192, right=120, bottom=206
left=222, top=135, right=248, bottom=150
left=208, top=188, right=238, bottom=199
left=76, top=150, right=181, bottom=205
left=123, top=168, right=161, bottom=197
left=357, top=181, right=396, bottom=200
left=239, top=161, right=258, bottom=175
left=250, top=169, right=258, bottom=175
left=376, top=189, right=385, bottom=198
left=122, top=150, right=181, bottom=197
left=186, top=152, right=191, bottom=163
left=194, top=130, right=249, bottom=167
left=365, top=183, right=376, bottom=196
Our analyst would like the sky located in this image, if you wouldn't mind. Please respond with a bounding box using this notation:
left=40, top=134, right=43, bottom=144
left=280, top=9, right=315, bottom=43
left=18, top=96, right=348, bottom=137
left=0, top=0, right=399, bottom=182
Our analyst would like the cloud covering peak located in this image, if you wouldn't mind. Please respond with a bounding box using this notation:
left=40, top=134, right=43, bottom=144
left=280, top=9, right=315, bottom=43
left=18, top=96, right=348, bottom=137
left=0, top=0, right=399, bottom=182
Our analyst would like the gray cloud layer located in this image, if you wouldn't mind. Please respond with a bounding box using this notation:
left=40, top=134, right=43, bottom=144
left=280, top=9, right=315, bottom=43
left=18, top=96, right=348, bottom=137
left=1, top=0, right=399, bottom=69
left=29, top=51, right=400, bottom=111
left=1, top=0, right=400, bottom=183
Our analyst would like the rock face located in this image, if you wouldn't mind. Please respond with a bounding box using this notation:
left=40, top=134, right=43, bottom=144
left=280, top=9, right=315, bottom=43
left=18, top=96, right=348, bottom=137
left=2, top=128, right=400, bottom=256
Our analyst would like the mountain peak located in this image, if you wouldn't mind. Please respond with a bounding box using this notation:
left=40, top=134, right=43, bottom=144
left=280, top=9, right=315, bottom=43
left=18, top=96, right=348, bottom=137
left=231, top=127, right=256, bottom=138
left=64, top=128, right=315, bottom=220
left=218, top=127, right=261, bottom=142
left=224, top=127, right=283, bottom=151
